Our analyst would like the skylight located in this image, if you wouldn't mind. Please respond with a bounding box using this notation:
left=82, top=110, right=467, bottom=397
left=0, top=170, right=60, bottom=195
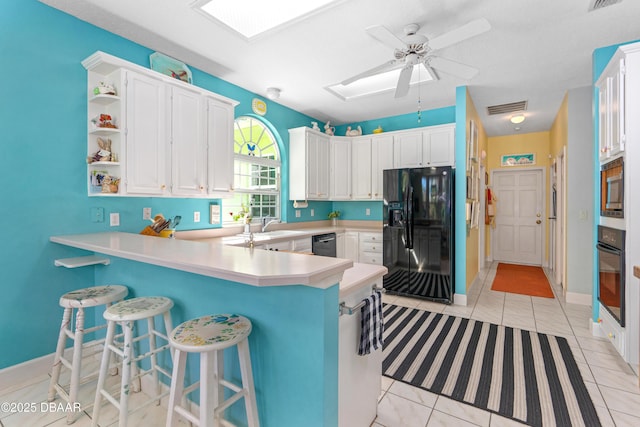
left=326, top=66, right=437, bottom=101
left=194, top=0, right=340, bottom=40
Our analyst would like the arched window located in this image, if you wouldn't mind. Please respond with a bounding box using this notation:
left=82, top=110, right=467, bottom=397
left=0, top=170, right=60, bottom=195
left=223, top=116, right=281, bottom=225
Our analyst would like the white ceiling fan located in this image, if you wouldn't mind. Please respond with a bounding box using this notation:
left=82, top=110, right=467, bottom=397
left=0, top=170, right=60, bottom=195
left=342, top=18, right=491, bottom=98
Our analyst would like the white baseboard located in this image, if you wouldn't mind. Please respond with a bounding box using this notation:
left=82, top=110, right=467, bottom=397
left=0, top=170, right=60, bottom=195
left=453, top=293, right=467, bottom=306
left=0, top=353, right=55, bottom=389
left=565, top=292, right=593, bottom=306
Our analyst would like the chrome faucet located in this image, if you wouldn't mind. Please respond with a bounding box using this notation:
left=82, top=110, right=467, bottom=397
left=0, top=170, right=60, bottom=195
left=261, top=218, right=280, bottom=233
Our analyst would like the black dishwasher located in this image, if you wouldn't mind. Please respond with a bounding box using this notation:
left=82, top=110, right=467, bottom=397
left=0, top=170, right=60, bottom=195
left=312, top=233, right=337, bottom=257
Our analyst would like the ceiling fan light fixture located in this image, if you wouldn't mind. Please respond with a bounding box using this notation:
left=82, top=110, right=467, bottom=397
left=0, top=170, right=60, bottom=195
left=510, top=114, right=525, bottom=124
left=266, top=87, right=281, bottom=100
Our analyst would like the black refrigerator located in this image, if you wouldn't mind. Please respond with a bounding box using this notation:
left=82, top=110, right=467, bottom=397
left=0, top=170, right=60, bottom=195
left=383, top=167, right=454, bottom=303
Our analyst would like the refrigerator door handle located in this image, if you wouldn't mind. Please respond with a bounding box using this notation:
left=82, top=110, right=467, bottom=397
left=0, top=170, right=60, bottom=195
left=406, top=184, right=414, bottom=249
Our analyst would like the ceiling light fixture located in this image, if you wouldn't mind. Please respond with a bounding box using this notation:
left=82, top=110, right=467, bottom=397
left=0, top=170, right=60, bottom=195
left=510, top=114, right=525, bottom=124
left=266, top=87, right=281, bottom=100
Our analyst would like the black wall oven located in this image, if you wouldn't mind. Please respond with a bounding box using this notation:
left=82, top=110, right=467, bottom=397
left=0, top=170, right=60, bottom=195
left=596, top=225, right=625, bottom=326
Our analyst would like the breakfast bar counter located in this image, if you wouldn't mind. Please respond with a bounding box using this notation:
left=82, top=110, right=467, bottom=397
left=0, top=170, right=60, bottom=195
left=50, top=231, right=381, bottom=427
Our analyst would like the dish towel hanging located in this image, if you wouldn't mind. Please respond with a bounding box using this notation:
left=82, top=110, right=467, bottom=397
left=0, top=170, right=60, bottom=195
left=358, top=291, right=384, bottom=355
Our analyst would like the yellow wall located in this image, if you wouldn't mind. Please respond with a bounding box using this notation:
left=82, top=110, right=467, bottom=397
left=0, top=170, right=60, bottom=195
left=486, top=131, right=551, bottom=262
left=465, top=90, right=488, bottom=289
left=550, top=93, right=569, bottom=158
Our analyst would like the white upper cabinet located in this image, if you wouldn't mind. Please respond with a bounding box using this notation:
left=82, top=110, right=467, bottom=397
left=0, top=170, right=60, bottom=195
left=330, top=137, right=352, bottom=200
left=371, top=135, right=394, bottom=200
left=124, top=70, right=169, bottom=196
left=597, top=57, right=626, bottom=162
left=351, top=137, right=372, bottom=199
left=170, top=85, right=206, bottom=196
left=82, top=51, right=238, bottom=198
left=289, top=127, right=330, bottom=200
left=423, top=124, right=455, bottom=166
left=393, top=131, right=424, bottom=168
left=206, top=97, right=235, bottom=194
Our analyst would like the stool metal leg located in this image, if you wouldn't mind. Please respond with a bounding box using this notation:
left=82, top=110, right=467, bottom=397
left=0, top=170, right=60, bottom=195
left=238, top=339, right=259, bottom=427
left=48, top=307, right=72, bottom=402
left=91, top=320, right=117, bottom=427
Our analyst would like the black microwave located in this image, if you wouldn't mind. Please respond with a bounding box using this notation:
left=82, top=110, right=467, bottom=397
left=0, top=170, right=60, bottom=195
left=601, top=157, right=623, bottom=218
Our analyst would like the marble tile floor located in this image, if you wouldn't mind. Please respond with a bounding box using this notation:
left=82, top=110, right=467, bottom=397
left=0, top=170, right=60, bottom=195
left=375, top=262, right=640, bottom=427
left=1, top=261, right=639, bottom=426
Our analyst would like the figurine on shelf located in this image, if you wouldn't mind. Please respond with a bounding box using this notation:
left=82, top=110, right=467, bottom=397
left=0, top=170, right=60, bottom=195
left=93, top=82, right=116, bottom=96
left=91, top=113, right=117, bottom=129
left=100, top=174, right=120, bottom=193
left=311, top=121, right=320, bottom=131
left=345, top=125, right=362, bottom=136
left=324, top=121, right=335, bottom=136
left=87, top=137, right=113, bottom=163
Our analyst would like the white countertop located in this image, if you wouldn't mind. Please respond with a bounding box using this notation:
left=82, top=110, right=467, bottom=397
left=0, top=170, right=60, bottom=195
left=339, top=263, right=387, bottom=298
left=50, top=232, right=353, bottom=288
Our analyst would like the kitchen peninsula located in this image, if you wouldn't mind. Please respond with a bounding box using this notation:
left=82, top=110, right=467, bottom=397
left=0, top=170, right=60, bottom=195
left=50, top=232, right=384, bottom=427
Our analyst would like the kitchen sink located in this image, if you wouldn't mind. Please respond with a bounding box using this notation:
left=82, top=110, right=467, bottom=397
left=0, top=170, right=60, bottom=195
left=242, top=230, right=307, bottom=241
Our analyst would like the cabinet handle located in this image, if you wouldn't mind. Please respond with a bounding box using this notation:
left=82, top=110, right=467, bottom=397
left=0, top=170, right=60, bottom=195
left=368, top=193, right=371, bottom=196
left=200, top=185, right=204, bottom=191
left=161, top=184, right=166, bottom=190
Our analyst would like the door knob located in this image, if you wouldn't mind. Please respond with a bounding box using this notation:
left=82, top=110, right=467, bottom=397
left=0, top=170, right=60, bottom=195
left=536, top=219, right=542, bottom=224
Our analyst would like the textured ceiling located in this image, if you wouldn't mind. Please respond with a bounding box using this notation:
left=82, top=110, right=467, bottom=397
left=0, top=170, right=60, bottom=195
left=42, top=0, right=640, bottom=136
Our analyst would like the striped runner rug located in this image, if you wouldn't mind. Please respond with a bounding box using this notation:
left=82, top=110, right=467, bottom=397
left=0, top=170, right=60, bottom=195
left=382, top=304, right=601, bottom=427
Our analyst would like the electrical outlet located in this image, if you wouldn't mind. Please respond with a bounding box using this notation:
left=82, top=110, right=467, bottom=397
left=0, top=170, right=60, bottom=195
left=209, top=203, right=220, bottom=224
left=295, top=210, right=301, bottom=218
left=91, top=207, right=104, bottom=223
left=194, top=211, right=201, bottom=223
left=110, top=212, right=120, bottom=227
left=143, top=207, right=152, bottom=220
left=366, top=208, right=371, bottom=216
left=310, top=209, right=315, bottom=217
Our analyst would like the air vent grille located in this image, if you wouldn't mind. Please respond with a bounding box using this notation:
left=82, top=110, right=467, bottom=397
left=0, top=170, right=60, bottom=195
left=589, top=0, right=622, bottom=11
left=487, top=101, right=528, bottom=116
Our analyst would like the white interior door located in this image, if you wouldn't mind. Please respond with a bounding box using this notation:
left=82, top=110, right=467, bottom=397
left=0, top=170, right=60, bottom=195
left=492, top=169, right=544, bottom=265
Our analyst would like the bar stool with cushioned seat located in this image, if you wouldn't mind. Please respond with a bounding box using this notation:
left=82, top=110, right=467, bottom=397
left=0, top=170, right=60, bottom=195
left=91, top=296, right=174, bottom=427
left=166, top=314, right=259, bottom=427
left=48, top=284, right=128, bottom=424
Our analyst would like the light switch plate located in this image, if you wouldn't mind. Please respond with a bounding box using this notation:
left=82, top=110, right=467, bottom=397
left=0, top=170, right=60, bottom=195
left=143, top=207, right=152, bottom=220
left=209, top=203, right=220, bottom=224
left=194, top=211, right=201, bottom=223
left=91, top=207, right=104, bottom=223
left=110, top=212, right=120, bottom=227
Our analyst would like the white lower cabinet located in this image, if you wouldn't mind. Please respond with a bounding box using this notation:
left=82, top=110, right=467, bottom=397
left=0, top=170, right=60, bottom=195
left=292, top=238, right=312, bottom=253
left=336, top=233, right=345, bottom=258
left=358, top=232, right=383, bottom=265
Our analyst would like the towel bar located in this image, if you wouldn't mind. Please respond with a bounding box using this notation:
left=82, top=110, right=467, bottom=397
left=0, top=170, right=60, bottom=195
left=339, top=286, right=384, bottom=316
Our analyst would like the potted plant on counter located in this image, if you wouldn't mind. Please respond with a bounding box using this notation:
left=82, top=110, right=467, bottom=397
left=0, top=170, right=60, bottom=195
left=328, top=210, right=340, bottom=226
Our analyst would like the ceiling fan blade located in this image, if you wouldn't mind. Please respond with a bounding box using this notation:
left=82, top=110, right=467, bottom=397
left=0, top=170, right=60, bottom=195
left=366, top=24, right=406, bottom=50
left=429, top=56, right=479, bottom=80
left=341, top=59, right=403, bottom=85
left=394, top=65, right=413, bottom=98
left=428, top=18, right=491, bottom=50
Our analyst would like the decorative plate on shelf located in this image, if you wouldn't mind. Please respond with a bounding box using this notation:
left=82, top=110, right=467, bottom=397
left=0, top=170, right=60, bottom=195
left=150, top=52, right=192, bottom=84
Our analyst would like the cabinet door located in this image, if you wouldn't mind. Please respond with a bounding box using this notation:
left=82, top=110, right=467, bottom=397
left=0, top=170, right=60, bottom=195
left=352, top=137, right=372, bottom=199
left=424, top=125, right=455, bottom=166
left=371, top=135, right=394, bottom=200
left=393, top=131, right=423, bottom=168
left=336, top=233, right=345, bottom=258
left=124, top=71, right=168, bottom=195
left=171, top=86, right=206, bottom=196
left=307, top=132, right=330, bottom=199
left=610, top=59, right=625, bottom=155
left=598, top=80, right=610, bottom=161
left=330, top=137, right=352, bottom=200
left=344, top=232, right=359, bottom=262
left=207, top=98, right=235, bottom=194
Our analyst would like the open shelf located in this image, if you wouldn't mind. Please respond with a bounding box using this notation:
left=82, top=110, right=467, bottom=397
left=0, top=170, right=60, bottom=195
left=54, top=255, right=110, bottom=268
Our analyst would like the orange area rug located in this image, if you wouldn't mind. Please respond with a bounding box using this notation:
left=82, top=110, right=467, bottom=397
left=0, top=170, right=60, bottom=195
left=490, top=263, right=554, bottom=298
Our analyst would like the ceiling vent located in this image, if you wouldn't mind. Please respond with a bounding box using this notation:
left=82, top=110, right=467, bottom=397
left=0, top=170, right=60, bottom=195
left=487, top=100, right=528, bottom=116
left=588, top=0, right=622, bottom=11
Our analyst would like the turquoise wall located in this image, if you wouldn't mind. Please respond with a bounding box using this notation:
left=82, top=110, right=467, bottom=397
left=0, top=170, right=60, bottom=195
left=0, top=0, right=316, bottom=369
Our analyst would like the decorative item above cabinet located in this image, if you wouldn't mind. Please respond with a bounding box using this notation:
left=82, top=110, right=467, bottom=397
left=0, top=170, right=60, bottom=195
left=82, top=51, right=238, bottom=197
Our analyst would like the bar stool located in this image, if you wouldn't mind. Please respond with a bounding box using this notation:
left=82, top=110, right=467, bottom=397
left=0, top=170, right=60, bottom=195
left=166, top=314, right=259, bottom=427
left=91, top=296, right=174, bottom=427
left=48, top=284, right=128, bottom=424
